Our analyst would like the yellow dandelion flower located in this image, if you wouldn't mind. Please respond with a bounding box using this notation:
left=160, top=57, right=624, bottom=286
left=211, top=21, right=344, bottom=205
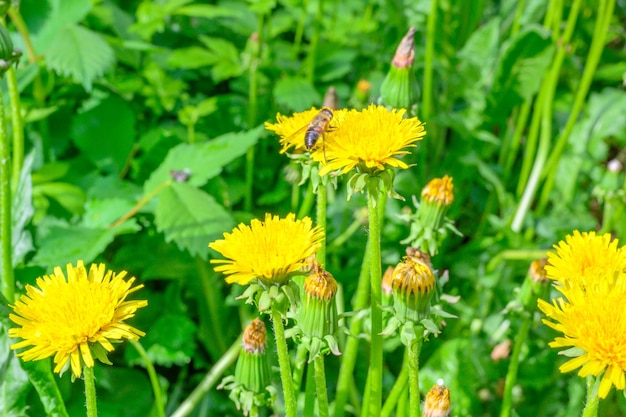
left=314, top=104, right=426, bottom=176
left=209, top=213, right=324, bottom=286
left=264, top=107, right=347, bottom=155
left=8, top=261, right=147, bottom=378
left=545, top=230, right=626, bottom=289
left=538, top=284, right=626, bottom=398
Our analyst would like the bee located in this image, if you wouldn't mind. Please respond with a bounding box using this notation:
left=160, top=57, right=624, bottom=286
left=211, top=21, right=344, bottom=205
left=304, top=107, right=333, bottom=152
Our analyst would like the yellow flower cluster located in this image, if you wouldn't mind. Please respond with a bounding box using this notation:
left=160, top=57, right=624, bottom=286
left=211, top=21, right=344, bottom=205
left=538, top=231, right=626, bottom=398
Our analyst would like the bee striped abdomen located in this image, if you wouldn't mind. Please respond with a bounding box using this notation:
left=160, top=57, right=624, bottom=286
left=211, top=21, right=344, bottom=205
left=304, top=108, right=333, bottom=150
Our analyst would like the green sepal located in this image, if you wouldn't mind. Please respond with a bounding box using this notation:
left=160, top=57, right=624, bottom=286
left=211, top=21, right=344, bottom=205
left=91, top=343, right=113, bottom=365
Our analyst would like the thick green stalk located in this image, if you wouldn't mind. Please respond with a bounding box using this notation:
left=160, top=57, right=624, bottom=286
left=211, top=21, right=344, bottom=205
left=538, top=0, right=615, bottom=211
left=131, top=340, right=165, bottom=417
left=316, top=178, right=327, bottom=265
left=581, top=376, right=600, bottom=417
left=272, top=306, right=297, bottom=417
left=499, top=316, right=532, bottom=417
left=298, top=182, right=316, bottom=218
left=83, top=366, right=98, bottom=417
left=304, top=363, right=316, bottom=417
left=171, top=339, right=240, bottom=417
left=364, top=188, right=383, bottom=417
left=292, top=344, right=308, bottom=392
left=7, top=67, right=22, bottom=193
left=381, top=352, right=409, bottom=417
left=0, top=84, right=13, bottom=302
left=314, top=356, right=330, bottom=417
left=408, top=329, right=423, bottom=417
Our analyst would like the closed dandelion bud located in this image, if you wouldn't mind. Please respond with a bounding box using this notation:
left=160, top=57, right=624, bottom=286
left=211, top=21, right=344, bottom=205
left=298, top=263, right=340, bottom=359
left=0, top=23, right=19, bottom=77
left=221, top=318, right=276, bottom=416
left=401, top=175, right=461, bottom=255
left=380, top=27, right=419, bottom=110
left=516, top=258, right=549, bottom=311
left=423, top=381, right=451, bottom=417
left=391, top=251, right=436, bottom=323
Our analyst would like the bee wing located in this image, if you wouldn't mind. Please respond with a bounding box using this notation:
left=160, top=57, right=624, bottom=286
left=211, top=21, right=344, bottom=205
left=284, top=123, right=309, bottom=141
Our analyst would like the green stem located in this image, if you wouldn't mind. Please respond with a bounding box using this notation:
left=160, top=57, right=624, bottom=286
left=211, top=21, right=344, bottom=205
left=0, top=81, right=13, bottom=302
left=316, top=178, right=327, bottom=265
left=196, top=257, right=228, bottom=356
left=7, top=67, right=22, bottom=193
left=305, top=0, right=324, bottom=83
left=334, top=240, right=371, bottom=417
left=581, top=376, right=600, bottom=417
left=297, top=181, right=316, bottom=218
left=511, top=0, right=580, bottom=232
left=170, top=339, right=240, bottom=417
left=272, top=306, right=297, bottom=417
left=314, top=356, right=330, bottom=417
left=83, top=366, right=98, bottom=417
left=381, top=352, right=409, bottom=417
left=538, top=0, right=615, bottom=212
left=408, top=330, right=423, bottom=417
left=365, top=186, right=383, bottom=417
left=421, top=0, right=437, bottom=123
left=509, top=0, right=527, bottom=36
left=292, top=344, right=308, bottom=392
left=292, top=0, right=309, bottom=61
left=500, top=316, right=532, bottom=417
left=130, top=340, right=165, bottom=417
left=303, top=362, right=316, bottom=417
left=327, top=216, right=364, bottom=252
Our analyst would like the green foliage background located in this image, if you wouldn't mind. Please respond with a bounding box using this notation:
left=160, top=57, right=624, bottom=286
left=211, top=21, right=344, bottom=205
left=1, top=0, right=626, bottom=416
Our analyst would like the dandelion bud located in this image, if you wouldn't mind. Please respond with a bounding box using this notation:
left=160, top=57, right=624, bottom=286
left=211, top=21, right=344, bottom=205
left=516, top=258, right=549, bottom=311
left=380, top=27, right=419, bottom=109
left=323, top=86, right=339, bottom=110
left=297, top=263, right=340, bottom=359
left=391, top=251, right=436, bottom=323
left=423, top=381, right=451, bottom=417
left=221, top=318, right=276, bottom=416
left=400, top=175, right=461, bottom=256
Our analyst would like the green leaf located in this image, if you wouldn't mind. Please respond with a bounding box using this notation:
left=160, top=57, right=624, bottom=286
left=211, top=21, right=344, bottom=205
left=273, top=77, right=322, bottom=111
left=31, top=0, right=92, bottom=52
left=144, top=126, right=263, bottom=194
left=31, top=222, right=138, bottom=269
left=45, top=24, right=115, bottom=91
left=11, top=152, right=35, bottom=268
left=486, top=26, right=554, bottom=122
left=155, top=182, right=235, bottom=258
left=198, top=36, right=243, bottom=82
left=70, top=94, right=136, bottom=174
left=139, top=312, right=198, bottom=367
left=173, top=4, right=238, bottom=18
left=167, top=46, right=219, bottom=69
left=34, top=183, right=86, bottom=216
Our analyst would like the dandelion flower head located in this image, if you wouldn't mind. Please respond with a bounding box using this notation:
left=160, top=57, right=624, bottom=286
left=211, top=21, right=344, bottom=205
left=9, top=261, right=147, bottom=378
left=539, top=230, right=626, bottom=398
left=209, top=213, right=324, bottom=286
left=314, top=104, right=426, bottom=176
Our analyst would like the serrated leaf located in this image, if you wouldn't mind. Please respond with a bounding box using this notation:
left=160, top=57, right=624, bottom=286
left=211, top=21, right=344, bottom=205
left=144, top=126, right=263, bottom=194
left=31, top=223, right=138, bottom=269
left=273, top=77, right=322, bottom=111
left=198, top=36, right=242, bottom=82
left=486, top=26, right=554, bottom=121
left=155, top=183, right=235, bottom=258
left=70, top=94, right=135, bottom=174
left=45, top=24, right=115, bottom=91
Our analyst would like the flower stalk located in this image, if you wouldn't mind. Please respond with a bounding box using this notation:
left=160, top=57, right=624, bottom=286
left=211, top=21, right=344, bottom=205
left=271, top=306, right=297, bottom=417
left=84, top=365, right=98, bottom=417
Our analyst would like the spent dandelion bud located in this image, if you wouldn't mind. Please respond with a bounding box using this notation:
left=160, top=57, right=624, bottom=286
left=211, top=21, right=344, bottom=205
left=380, top=27, right=419, bottom=110
left=390, top=251, right=436, bottom=323
left=514, top=258, right=550, bottom=312
left=220, top=318, right=276, bottom=415
left=296, top=263, right=341, bottom=360
left=9, top=261, right=147, bottom=379
left=423, top=381, right=451, bottom=417
left=401, top=175, right=461, bottom=255
left=382, top=265, right=395, bottom=297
